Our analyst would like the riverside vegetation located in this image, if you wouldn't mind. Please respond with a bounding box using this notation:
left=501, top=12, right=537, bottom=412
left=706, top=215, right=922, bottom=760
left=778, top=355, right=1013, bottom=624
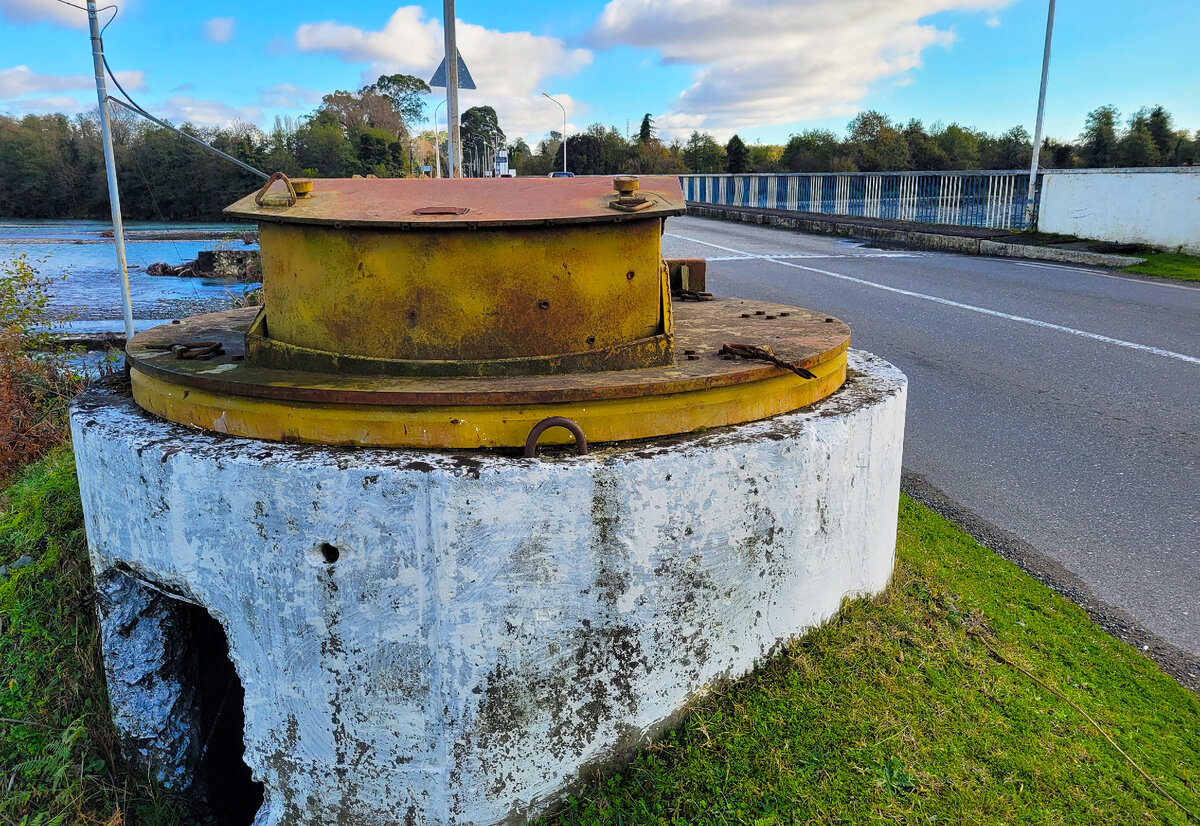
left=1, top=84, right=1195, bottom=222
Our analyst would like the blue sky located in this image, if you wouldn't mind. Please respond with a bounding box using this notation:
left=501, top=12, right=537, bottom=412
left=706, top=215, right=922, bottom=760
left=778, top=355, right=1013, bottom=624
left=1, top=0, right=1196, bottom=146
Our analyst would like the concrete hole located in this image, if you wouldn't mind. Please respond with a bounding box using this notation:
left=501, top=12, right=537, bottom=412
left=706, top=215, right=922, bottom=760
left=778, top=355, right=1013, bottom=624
left=316, top=542, right=340, bottom=564
left=186, top=602, right=265, bottom=824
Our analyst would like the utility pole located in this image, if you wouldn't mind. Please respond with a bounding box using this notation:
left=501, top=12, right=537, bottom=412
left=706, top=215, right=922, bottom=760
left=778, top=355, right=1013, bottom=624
left=1024, top=0, right=1055, bottom=229
left=443, top=0, right=462, bottom=177
left=86, top=0, right=134, bottom=342
left=434, top=98, right=446, bottom=178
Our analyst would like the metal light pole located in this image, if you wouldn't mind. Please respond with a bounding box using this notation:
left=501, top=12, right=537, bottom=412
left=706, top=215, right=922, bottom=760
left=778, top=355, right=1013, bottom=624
left=542, top=92, right=567, bottom=173
left=86, top=0, right=134, bottom=342
left=443, top=0, right=462, bottom=177
left=1024, top=0, right=1055, bottom=229
left=434, top=98, right=446, bottom=178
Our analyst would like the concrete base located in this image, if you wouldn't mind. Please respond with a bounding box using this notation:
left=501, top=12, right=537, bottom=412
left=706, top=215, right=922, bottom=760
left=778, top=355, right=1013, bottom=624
left=70, top=350, right=907, bottom=826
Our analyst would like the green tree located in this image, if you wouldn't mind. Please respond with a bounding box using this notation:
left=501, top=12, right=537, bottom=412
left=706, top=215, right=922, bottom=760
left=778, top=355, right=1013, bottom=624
left=933, top=123, right=982, bottom=169
left=781, top=130, right=842, bottom=172
left=724, top=134, right=749, bottom=173
left=903, top=120, right=949, bottom=171
left=845, top=111, right=910, bottom=171
left=364, top=74, right=431, bottom=130
left=682, top=131, right=725, bottom=172
left=1117, top=123, right=1161, bottom=167
left=1080, top=106, right=1119, bottom=167
left=460, top=106, right=505, bottom=156
left=638, top=114, right=654, bottom=143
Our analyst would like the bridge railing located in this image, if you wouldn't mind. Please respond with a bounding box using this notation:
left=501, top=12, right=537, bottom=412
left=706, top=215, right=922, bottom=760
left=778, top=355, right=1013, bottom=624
left=679, top=171, right=1041, bottom=231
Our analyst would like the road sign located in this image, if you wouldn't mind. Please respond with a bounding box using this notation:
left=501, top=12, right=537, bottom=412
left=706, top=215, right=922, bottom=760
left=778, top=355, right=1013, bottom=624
left=429, top=54, right=476, bottom=90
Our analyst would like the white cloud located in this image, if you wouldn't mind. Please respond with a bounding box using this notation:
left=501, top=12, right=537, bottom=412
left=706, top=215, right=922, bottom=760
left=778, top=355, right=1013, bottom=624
left=203, top=16, right=236, bottom=44
left=294, top=5, right=593, bottom=139
left=1, top=95, right=89, bottom=115
left=157, top=95, right=261, bottom=127
left=257, top=82, right=322, bottom=109
left=0, top=0, right=85, bottom=29
left=0, top=65, right=145, bottom=99
left=589, top=0, right=1012, bottom=137
left=986, top=15, right=1001, bottom=27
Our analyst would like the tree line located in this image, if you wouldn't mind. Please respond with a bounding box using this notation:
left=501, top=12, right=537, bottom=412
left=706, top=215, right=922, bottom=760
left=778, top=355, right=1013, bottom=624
left=0, top=92, right=1194, bottom=221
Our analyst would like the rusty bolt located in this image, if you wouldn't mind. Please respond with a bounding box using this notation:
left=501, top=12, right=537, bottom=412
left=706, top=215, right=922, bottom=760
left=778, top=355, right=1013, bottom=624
left=683, top=349, right=696, bottom=355
left=755, top=310, right=766, bottom=316
left=825, top=317, right=834, bottom=323
left=765, top=315, right=776, bottom=320
left=686, top=354, right=700, bottom=360
left=613, top=176, right=640, bottom=196
left=538, top=300, right=551, bottom=310
left=780, top=312, right=790, bottom=317
left=586, top=335, right=596, bottom=346
left=740, top=313, right=750, bottom=318
left=626, top=270, right=635, bottom=280
left=292, top=178, right=314, bottom=198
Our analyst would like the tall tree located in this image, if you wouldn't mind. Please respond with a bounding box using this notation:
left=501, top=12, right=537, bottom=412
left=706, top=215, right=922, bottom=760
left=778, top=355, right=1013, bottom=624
left=681, top=131, right=724, bottom=173
left=724, top=134, right=749, bottom=173
left=638, top=114, right=654, bottom=143
left=364, top=74, right=431, bottom=130
left=845, top=111, right=910, bottom=171
left=1080, top=106, right=1119, bottom=167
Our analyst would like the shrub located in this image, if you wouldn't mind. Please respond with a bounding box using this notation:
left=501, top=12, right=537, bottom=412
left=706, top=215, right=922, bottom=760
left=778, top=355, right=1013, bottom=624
left=0, top=254, right=89, bottom=479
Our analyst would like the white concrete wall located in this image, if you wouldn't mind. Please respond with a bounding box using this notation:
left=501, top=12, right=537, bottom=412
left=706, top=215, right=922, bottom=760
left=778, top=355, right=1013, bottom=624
left=1038, top=169, right=1200, bottom=252
left=71, top=351, right=907, bottom=826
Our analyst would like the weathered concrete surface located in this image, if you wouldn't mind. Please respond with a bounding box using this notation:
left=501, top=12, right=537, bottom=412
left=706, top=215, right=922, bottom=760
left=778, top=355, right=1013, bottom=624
left=70, top=350, right=907, bottom=826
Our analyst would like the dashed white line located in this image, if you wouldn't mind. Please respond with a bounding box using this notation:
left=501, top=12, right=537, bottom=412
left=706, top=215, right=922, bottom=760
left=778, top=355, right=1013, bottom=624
left=665, top=232, right=1200, bottom=366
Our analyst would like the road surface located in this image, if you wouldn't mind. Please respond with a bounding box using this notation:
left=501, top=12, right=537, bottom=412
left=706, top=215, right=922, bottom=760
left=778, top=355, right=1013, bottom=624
left=662, top=215, right=1200, bottom=663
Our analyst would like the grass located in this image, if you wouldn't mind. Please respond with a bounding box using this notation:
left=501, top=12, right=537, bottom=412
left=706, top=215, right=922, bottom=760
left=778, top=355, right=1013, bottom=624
left=1, top=450, right=1197, bottom=825
left=1125, top=251, right=1200, bottom=282
left=0, top=446, right=187, bottom=825
left=546, top=497, right=1200, bottom=826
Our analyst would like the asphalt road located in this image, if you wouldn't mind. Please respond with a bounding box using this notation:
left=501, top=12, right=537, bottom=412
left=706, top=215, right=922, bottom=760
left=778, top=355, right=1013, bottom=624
left=662, top=215, right=1200, bottom=661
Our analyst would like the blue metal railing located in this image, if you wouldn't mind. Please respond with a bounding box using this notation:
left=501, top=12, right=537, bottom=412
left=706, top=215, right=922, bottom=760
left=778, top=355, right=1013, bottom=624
left=679, top=171, right=1042, bottom=231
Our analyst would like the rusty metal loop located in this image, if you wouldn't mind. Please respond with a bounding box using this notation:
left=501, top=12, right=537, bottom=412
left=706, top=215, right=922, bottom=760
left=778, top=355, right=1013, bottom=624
left=168, top=341, right=224, bottom=360
left=254, top=171, right=298, bottom=208
left=523, top=416, right=588, bottom=458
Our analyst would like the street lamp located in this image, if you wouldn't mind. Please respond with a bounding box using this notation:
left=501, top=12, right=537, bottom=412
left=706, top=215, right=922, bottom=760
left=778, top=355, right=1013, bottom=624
left=541, top=92, right=567, bottom=174
left=433, top=98, right=446, bottom=178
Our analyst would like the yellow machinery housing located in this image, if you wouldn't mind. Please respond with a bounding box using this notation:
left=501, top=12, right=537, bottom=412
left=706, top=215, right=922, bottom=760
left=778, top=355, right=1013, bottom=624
left=126, top=175, right=850, bottom=449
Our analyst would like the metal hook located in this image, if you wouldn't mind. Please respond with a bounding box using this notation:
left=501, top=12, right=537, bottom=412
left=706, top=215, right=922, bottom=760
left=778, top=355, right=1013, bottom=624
left=254, top=171, right=298, bottom=207
left=523, top=416, right=589, bottom=458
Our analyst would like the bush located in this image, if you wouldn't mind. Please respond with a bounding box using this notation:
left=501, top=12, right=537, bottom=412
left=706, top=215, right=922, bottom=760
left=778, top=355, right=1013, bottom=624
left=0, top=254, right=89, bottom=480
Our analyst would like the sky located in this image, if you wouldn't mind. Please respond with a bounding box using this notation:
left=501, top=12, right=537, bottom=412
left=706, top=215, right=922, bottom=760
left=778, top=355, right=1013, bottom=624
left=1, top=0, right=1197, bottom=146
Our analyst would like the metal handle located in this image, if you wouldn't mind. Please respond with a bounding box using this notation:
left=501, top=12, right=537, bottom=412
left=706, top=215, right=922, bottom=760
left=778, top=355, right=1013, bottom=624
left=523, top=416, right=588, bottom=458
left=254, top=172, right=298, bottom=207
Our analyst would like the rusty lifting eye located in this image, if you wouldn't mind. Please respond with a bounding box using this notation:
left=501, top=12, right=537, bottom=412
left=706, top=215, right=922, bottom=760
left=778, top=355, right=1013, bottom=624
left=523, top=416, right=588, bottom=459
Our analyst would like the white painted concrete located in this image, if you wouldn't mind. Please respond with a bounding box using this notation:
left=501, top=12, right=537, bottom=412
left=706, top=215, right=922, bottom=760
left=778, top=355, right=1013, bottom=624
left=70, top=351, right=907, bottom=826
left=1039, top=169, right=1200, bottom=252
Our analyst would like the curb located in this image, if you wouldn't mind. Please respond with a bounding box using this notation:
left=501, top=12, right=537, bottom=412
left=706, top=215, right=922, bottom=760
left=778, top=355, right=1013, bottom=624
left=686, top=204, right=1147, bottom=269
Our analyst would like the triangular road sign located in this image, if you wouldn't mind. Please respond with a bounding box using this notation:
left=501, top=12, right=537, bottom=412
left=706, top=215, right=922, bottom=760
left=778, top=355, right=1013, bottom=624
left=429, top=54, right=476, bottom=90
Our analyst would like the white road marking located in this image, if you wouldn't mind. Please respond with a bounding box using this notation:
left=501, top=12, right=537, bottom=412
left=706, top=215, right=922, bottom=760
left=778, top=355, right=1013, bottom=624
left=665, top=232, right=1200, bottom=366
left=1013, top=260, right=1198, bottom=291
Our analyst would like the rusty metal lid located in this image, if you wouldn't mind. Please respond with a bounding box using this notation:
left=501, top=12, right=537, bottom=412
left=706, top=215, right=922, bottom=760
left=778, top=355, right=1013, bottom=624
left=224, top=175, right=686, bottom=229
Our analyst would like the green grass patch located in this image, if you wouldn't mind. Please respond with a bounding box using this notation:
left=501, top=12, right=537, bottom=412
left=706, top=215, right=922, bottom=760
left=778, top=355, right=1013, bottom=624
left=0, top=446, right=186, bottom=825
left=1125, top=252, right=1200, bottom=282
left=547, top=497, right=1200, bottom=826
left=2, top=451, right=1197, bottom=824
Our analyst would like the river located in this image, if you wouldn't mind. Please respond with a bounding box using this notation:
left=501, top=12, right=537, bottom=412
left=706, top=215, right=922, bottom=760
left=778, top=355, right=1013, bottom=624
left=0, top=219, right=261, bottom=329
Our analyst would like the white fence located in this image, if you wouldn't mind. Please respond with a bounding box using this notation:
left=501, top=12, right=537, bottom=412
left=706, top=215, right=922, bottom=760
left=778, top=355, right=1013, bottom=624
left=679, top=171, right=1038, bottom=230
left=1038, top=168, right=1200, bottom=253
